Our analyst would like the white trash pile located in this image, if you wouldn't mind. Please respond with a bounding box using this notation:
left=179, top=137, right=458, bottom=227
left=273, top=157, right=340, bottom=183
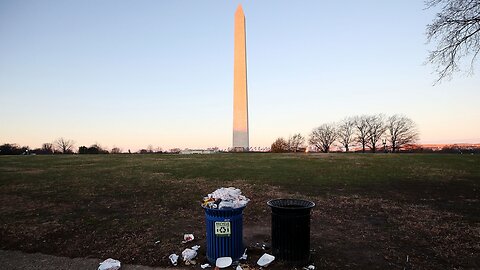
left=202, top=187, right=250, bottom=209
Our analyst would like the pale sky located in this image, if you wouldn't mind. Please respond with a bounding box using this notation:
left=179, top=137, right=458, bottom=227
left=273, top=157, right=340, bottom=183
left=1, top=0, right=479, bottom=151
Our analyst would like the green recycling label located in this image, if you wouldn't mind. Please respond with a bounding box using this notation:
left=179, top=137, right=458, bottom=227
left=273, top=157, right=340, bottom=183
left=214, top=221, right=231, bottom=236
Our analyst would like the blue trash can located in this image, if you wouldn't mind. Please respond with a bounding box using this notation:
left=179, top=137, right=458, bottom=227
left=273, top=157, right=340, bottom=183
left=203, top=206, right=245, bottom=264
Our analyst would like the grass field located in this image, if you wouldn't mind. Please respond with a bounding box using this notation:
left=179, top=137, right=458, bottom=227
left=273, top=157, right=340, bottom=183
left=0, top=153, right=479, bottom=269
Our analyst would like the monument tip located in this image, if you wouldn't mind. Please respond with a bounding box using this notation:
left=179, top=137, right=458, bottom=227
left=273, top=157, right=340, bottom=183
left=235, top=4, right=244, bottom=15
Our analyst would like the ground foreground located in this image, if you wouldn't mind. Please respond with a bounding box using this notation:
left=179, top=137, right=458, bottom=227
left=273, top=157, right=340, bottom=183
left=0, top=153, right=479, bottom=269
left=0, top=250, right=167, bottom=270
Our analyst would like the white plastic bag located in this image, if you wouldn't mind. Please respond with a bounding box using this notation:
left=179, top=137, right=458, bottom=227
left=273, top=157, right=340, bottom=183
left=182, top=248, right=197, bottom=261
left=98, top=258, right=121, bottom=270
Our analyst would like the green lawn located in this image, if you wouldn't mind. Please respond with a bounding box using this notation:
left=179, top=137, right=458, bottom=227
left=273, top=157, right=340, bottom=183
left=0, top=153, right=479, bottom=269
left=2, top=152, right=478, bottom=188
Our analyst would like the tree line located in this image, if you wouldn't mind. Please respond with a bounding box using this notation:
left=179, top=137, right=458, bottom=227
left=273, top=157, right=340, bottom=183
left=0, top=138, right=74, bottom=155
left=271, top=114, right=420, bottom=153
left=0, top=138, right=162, bottom=155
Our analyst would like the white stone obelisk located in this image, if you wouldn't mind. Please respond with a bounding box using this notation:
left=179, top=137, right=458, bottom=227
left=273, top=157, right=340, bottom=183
left=233, top=4, right=249, bottom=151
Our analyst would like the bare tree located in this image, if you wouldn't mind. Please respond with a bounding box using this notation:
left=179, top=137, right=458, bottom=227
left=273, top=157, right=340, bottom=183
left=366, top=114, right=387, bottom=153
left=111, top=147, right=122, bottom=154
left=354, top=115, right=370, bottom=153
left=426, top=0, right=480, bottom=83
left=270, top=137, right=289, bottom=153
left=338, top=117, right=356, bottom=152
left=169, top=148, right=181, bottom=154
left=309, top=123, right=338, bottom=153
left=54, top=137, right=75, bottom=154
left=387, top=115, right=420, bottom=152
left=288, top=133, right=305, bottom=152
left=41, top=143, right=54, bottom=154
left=147, top=145, right=154, bottom=153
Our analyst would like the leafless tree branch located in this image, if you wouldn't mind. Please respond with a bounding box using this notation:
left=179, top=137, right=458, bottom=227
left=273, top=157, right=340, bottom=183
left=426, top=0, right=480, bottom=83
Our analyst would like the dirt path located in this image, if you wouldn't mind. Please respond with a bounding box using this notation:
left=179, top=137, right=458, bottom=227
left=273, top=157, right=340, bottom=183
left=0, top=250, right=175, bottom=270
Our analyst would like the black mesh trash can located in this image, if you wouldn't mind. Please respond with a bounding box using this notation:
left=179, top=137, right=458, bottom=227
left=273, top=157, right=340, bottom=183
left=267, top=199, right=315, bottom=265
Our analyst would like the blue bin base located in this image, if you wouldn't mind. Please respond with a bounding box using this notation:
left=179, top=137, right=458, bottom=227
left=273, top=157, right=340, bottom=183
left=204, top=206, right=245, bottom=264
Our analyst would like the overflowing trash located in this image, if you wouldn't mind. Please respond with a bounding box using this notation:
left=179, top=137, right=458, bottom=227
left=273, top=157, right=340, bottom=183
left=202, top=187, right=250, bottom=209
left=191, top=245, right=200, bottom=251
left=215, top=257, right=233, bottom=268
left=98, top=258, right=121, bottom=270
left=200, top=263, right=211, bottom=269
left=168, top=254, right=179, bottom=266
left=303, top=265, right=315, bottom=270
left=182, top=233, right=194, bottom=243
left=257, top=253, right=275, bottom=267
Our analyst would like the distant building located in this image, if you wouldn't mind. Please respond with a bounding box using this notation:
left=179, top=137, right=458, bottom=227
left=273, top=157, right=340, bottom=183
left=180, top=149, right=218, bottom=155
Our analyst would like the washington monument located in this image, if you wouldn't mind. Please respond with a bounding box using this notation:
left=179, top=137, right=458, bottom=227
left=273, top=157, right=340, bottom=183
left=233, top=4, right=249, bottom=151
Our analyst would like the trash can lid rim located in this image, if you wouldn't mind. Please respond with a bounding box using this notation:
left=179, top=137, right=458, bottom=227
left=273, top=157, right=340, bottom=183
left=201, top=205, right=247, bottom=211
left=267, top=198, right=315, bottom=209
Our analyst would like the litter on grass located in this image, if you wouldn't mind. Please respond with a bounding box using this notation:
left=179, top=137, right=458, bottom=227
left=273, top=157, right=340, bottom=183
left=168, top=254, right=179, bottom=266
left=181, top=248, right=198, bottom=261
left=202, top=187, right=250, bottom=209
left=184, top=260, right=196, bottom=266
left=240, top=248, right=248, bottom=260
left=215, top=257, right=233, bottom=268
left=98, top=258, right=121, bottom=270
left=182, top=233, right=194, bottom=243
left=257, top=253, right=275, bottom=267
